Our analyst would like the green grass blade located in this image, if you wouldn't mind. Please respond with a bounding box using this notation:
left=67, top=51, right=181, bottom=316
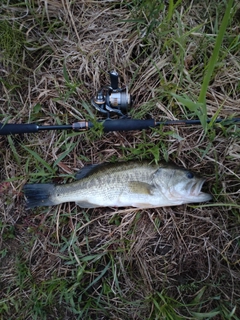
left=53, top=142, right=77, bottom=168
left=22, top=145, right=55, bottom=174
left=191, top=310, right=220, bottom=319
left=198, top=0, right=234, bottom=123
left=82, top=261, right=111, bottom=294
left=7, top=136, right=21, bottom=165
left=190, top=203, right=240, bottom=209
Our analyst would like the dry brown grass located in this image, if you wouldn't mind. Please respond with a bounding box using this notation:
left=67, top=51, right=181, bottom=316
left=0, top=0, right=240, bottom=319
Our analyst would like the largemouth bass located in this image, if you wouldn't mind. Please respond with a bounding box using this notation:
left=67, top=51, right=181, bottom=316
left=23, top=161, right=212, bottom=209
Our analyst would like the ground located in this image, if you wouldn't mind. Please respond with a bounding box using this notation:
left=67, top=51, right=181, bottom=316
left=0, top=0, right=240, bottom=319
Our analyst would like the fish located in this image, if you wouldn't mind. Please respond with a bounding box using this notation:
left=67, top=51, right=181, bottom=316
left=23, top=161, right=212, bottom=209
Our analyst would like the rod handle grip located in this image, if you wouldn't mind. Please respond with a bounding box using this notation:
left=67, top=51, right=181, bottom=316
left=102, top=119, right=155, bottom=132
left=0, top=123, right=39, bottom=135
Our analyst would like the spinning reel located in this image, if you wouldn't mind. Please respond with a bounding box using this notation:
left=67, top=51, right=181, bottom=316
left=91, top=70, right=132, bottom=118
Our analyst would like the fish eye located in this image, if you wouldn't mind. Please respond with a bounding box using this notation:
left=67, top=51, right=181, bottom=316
left=186, top=171, right=194, bottom=179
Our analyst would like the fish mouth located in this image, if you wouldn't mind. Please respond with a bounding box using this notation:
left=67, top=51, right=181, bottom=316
left=190, top=179, right=212, bottom=201
left=191, top=179, right=205, bottom=196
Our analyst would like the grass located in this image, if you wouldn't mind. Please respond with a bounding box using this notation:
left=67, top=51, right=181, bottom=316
left=0, top=19, right=25, bottom=70
left=0, top=0, right=240, bottom=319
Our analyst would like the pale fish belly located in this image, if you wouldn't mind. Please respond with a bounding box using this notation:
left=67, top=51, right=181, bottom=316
left=53, top=180, right=176, bottom=208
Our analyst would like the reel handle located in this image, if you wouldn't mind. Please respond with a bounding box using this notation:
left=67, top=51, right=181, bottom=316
left=109, top=70, right=119, bottom=90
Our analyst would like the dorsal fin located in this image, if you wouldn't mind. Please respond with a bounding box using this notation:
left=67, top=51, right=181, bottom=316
left=75, top=163, right=109, bottom=180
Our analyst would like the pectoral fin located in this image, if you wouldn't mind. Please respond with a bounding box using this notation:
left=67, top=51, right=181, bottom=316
left=128, top=181, right=153, bottom=195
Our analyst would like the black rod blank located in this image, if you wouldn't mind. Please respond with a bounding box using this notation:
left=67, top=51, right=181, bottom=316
left=155, top=118, right=240, bottom=126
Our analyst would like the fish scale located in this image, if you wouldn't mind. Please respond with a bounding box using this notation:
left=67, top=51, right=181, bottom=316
left=23, top=161, right=212, bottom=208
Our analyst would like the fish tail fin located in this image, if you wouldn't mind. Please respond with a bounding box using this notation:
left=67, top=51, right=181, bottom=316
left=23, top=183, right=57, bottom=208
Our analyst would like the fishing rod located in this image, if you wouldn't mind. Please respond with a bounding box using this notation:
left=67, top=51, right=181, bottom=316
left=0, top=70, right=239, bottom=136
left=1, top=117, right=240, bottom=136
